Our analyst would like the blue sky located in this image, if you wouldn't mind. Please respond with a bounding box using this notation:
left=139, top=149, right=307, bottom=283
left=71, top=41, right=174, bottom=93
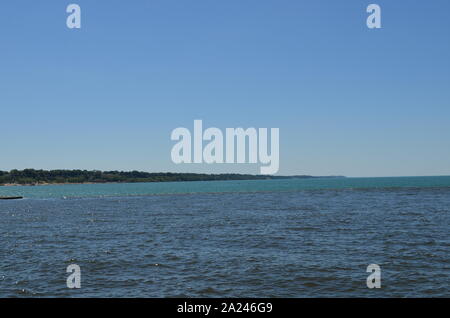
left=0, top=0, right=449, bottom=177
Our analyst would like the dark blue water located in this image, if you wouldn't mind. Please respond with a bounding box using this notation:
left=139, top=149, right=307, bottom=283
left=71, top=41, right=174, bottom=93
left=0, top=178, right=449, bottom=297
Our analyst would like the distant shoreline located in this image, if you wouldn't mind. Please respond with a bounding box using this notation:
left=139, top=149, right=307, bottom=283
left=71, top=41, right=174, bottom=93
left=0, top=169, right=345, bottom=187
left=1, top=182, right=104, bottom=187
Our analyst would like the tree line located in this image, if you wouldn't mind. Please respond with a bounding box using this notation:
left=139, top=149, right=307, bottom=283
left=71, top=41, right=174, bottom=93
left=0, top=169, right=323, bottom=185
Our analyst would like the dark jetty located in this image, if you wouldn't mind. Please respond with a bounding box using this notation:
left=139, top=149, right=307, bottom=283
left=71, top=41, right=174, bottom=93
left=0, top=196, right=23, bottom=200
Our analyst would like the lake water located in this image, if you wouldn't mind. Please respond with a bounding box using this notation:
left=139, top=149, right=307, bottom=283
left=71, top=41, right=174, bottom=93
left=0, top=177, right=449, bottom=297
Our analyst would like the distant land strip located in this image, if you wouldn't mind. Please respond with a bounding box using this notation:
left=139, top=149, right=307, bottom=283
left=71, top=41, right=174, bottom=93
left=0, top=169, right=345, bottom=186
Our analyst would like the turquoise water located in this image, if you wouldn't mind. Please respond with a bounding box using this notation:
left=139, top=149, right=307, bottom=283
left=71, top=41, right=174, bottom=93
left=1, top=176, right=449, bottom=297
left=1, top=176, right=450, bottom=199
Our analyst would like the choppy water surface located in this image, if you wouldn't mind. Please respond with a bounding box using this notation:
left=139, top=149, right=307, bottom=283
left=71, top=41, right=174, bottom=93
left=0, top=177, right=449, bottom=297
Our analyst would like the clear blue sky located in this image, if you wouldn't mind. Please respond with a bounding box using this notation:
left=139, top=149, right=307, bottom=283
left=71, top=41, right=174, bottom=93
left=0, top=0, right=449, bottom=177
